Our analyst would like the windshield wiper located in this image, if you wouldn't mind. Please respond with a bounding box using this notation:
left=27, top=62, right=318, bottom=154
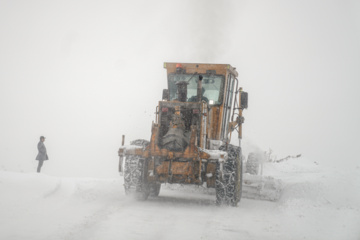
left=186, top=72, right=198, bottom=83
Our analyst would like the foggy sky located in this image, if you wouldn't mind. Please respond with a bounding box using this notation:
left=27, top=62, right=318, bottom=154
left=0, top=0, right=359, bottom=177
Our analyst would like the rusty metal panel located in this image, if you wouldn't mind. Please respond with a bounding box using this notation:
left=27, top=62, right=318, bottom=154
left=155, top=161, right=200, bottom=184
left=208, top=106, right=222, bottom=140
left=156, top=161, right=194, bottom=175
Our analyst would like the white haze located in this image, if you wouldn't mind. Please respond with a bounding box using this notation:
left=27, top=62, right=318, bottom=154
left=0, top=0, right=359, bottom=178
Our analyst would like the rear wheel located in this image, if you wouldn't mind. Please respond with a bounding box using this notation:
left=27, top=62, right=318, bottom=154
left=124, top=155, right=150, bottom=201
left=215, top=144, right=243, bottom=206
left=123, top=139, right=151, bottom=200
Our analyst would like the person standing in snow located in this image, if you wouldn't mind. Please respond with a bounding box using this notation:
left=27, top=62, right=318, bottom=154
left=36, top=136, right=49, bottom=173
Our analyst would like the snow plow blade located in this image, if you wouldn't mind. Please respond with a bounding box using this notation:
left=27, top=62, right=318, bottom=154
left=242, top=174, right=282, bottom=201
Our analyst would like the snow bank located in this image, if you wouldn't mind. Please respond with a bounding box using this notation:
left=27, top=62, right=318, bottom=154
left=0, top=157, right=359, bottom=240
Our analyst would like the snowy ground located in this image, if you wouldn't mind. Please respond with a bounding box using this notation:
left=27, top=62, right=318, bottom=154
left=1, top=157, right=359, bottom=240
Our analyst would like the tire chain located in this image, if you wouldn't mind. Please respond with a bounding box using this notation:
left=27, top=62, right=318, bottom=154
left=124, top=139, right=151, bottom=200
left=124, top=140, right=158, bottom=200
left=124, top=155, right=145, bottom=195
left=215, top=144, right=241, bottom=206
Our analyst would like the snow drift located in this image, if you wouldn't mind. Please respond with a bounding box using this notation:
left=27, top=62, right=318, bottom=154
left=0, top=157, right=359, bottom=240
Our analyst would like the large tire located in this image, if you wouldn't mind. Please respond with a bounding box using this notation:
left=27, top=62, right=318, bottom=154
left=124, top=155, right=150, bottom=201
left=215, top=144, right=243, bottom=206
left=123, top=139, right=151, bottom=200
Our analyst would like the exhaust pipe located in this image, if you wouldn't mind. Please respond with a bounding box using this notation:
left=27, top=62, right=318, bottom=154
left=197, top=75, right=203, bottom=102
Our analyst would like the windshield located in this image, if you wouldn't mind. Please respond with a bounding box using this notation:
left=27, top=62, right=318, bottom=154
left=168, top=73, right=224, bottom=105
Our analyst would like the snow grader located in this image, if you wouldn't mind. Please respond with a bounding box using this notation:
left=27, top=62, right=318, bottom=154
left=118, top=62, right=249, bottom=206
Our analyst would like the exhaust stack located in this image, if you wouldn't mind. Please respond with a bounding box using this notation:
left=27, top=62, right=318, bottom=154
left=197, top=75, right=203, bottom=102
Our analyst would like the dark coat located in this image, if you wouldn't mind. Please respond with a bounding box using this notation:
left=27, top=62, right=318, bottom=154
left=36, top=141, right=49, bottom=161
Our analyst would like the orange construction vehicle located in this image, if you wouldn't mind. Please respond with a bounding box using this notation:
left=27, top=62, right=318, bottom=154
left=118, top=62, right=248, bottom=206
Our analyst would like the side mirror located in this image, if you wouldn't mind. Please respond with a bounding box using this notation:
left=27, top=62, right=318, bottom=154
left=240, top=91, right=248, bottom=109
left=162, top=89, right=169, bottom=101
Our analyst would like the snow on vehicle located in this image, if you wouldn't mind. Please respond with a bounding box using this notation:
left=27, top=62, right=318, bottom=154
left=118, top=62, right=279, bottom=206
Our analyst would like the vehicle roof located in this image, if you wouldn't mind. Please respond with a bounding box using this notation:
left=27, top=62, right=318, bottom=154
left=164, top=62, right=238, bottom=77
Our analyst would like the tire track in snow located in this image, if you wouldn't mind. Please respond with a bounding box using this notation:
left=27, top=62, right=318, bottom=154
left=63, top=204, right=121, bottom=240
left=58, top=179, right=125, bottom=240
